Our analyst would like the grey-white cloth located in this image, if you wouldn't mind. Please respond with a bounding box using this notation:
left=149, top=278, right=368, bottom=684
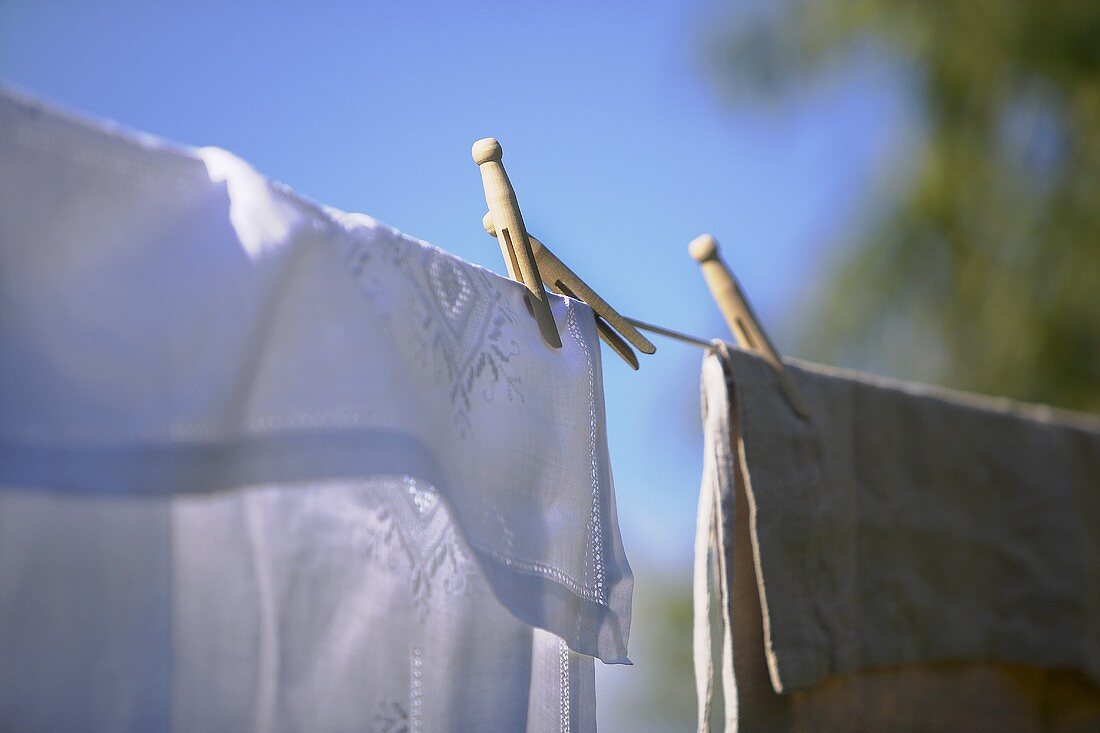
left=0, top=88, right=632, bottom=732
left=695, top=344, right=1100, bottom=732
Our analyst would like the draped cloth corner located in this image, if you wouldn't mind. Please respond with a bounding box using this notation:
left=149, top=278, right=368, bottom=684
left=694, top=345, right=1100, bottom=732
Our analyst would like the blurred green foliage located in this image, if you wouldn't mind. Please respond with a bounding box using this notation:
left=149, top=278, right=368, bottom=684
left=711, top=0, right=1100, bottom=412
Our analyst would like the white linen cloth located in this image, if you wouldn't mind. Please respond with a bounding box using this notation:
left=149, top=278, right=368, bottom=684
left=695, top=344, right=1100, bottom=732
left=0, top=88, right=632, bottom=732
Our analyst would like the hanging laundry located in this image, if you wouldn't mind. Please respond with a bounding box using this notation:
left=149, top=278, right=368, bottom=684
left=695, top=344, right=1100, bottom=732
left=0, top=88, right=632, bottom=732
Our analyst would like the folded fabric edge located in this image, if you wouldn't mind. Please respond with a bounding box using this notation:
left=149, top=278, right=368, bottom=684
left=707, top=347, right=826, bottom=696
left=784, top=356, right=1100, bottom=434
left=0, top=428, right=633, bottom=665
left=720, top=346, right=1100, bottom=692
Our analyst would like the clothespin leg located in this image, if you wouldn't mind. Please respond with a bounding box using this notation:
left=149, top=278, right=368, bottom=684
left=472, top=138, right=562, bottom=349
left=689, top=234, right=811, bottom=419
left=530, top=241, right=655, bottom=356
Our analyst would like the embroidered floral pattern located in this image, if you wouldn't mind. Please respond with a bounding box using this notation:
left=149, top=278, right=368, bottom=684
left=404, top=246, right=523, bottom=429
left=372, top=700, right=409, bottom=733
left=332, top=214, right=611, bottom=607
left=358, top=477, right=475, bottom=621
left=335, top=214, right=525, bottom=431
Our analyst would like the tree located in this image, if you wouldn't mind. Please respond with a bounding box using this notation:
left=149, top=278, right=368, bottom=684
left=711, top=0, right=1100, bottom=412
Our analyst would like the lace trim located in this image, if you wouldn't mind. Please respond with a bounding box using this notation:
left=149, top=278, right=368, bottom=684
left=471, top=540, right=607, bottom=606
left=409, top=645, right=424, bottom=733
left=567, top=304, right=606, bottom=603
left=558, top=639, right=571, bottom=733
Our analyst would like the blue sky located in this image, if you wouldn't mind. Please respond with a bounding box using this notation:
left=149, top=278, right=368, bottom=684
left=2, top=2, right=913, bottom=726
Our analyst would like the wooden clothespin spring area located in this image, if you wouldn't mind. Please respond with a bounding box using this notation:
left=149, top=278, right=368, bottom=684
left=480, top=213, right=655, bottom=369
left=472, top=137, right=656, bottom=368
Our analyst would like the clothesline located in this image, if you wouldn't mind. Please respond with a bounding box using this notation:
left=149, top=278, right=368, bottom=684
left=625, top=317, right=714, bottom=350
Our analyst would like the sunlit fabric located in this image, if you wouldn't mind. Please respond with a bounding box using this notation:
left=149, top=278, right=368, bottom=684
left=0, top=89, right=632, bottom=732
left=695, top=345, right=1100, bottom=732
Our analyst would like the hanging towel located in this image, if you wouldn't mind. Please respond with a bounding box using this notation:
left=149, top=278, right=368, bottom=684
left=695, top=344, right=1100, bottom=732
left=0, top=88, right=632, bottom=732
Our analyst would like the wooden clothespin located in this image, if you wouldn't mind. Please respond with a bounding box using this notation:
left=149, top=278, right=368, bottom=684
left=481, top=213, right=656, bottom=369
left=472, top=138, right=561, bottom=348
left=689, top=234, right=811, bottom=419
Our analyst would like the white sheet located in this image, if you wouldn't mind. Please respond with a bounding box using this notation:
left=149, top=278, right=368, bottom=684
left=0, top=88, right=632, bottom=732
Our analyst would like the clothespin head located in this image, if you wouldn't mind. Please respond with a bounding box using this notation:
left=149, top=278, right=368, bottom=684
left=472, top=138, right=561, bottom=348
left=481, top=212, right=657, bottom=370
left=690, top=234, right=811, bottom=419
